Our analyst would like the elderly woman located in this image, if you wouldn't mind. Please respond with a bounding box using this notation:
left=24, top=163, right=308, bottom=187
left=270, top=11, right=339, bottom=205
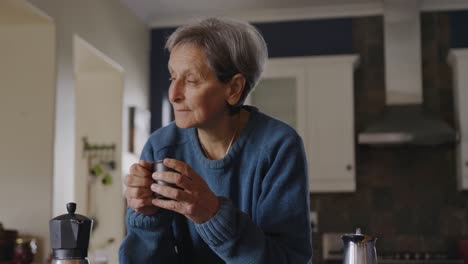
left=119, top=18, right=312, bottom=263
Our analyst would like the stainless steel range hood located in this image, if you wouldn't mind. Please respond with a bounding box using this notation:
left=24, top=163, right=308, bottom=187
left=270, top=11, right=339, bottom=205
left=358, top=0, right=457, bottom=146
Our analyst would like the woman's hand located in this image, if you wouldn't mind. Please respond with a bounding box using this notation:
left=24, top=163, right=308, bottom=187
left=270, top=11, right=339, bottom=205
left=151, top=158, right=220, bottom=224
left=124, top=160, right=160, bottom=215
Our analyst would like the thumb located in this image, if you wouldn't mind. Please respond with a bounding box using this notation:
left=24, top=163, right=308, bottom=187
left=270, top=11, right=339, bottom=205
left=138, top=160, right=154, bottom=171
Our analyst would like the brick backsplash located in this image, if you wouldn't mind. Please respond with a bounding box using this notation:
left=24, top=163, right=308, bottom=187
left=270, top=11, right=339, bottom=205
left=310, top=13, right=468, bottom=262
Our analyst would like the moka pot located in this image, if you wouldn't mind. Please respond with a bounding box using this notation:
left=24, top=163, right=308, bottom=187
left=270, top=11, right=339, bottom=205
left=49, top=203, right=93, bottom=264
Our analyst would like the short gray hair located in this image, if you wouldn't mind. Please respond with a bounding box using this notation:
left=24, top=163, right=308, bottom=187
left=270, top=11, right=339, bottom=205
left=165, top=17, right=268, bottom=111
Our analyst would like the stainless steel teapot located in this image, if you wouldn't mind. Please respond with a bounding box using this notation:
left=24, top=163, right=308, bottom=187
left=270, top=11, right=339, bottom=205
left=342, top=228, right=378, bottom=264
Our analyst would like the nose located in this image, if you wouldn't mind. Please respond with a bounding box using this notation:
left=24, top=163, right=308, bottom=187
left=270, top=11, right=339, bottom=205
left=168, top=78, right=184, bottom=103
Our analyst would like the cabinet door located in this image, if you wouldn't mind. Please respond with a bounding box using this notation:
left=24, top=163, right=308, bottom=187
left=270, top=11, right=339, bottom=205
left=251, top=78, right=298, bottom=129
left=307, top=62, right=356, bottom=192
left=248, top=56, right=357, bottom=192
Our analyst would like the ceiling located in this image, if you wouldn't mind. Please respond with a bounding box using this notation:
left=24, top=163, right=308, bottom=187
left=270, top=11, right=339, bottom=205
left=120, top=0, right=378, bottom=27
left=0, top=0, right=51, bottom=24
left=120, top=0, right=468, bottom=28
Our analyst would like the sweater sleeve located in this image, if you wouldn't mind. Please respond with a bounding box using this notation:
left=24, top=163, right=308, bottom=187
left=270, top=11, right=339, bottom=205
left=195, top=134, right=312, bottom=264
left=119, top=208, right=178, bottom=263
left=118, top=136, right=179, bottom=263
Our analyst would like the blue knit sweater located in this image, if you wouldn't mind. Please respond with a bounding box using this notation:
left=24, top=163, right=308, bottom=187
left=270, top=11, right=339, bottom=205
left=119, top=106, right=312, bottom=264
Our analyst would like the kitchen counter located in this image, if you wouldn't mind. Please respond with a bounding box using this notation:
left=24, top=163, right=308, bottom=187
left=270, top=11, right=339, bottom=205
left=325, top=259, right=464, bottom=264
left=379, top=261, right=464, bottom=264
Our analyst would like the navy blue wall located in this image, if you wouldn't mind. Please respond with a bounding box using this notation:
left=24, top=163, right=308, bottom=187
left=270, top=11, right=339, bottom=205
left=449, top=10, right=468, bottom=48
left=254, top=19, right=353, bottom=58
left=150, top=28, right=175, bottom=130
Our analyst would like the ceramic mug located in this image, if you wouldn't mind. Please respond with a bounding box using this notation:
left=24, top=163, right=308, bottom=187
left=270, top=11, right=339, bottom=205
left=153, top=160, right=181, bottom=200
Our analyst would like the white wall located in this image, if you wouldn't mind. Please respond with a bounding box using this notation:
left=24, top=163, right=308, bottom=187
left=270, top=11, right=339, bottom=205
left=0, top=1, right=55, bottom=262
left=0, top=0, right=149, bottom=262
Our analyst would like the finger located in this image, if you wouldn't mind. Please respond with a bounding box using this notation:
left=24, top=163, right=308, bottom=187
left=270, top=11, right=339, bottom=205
left=152, top=171, right=192, bottom=190
left=151, top=183, right=190, bottom=202
left=163, top=158, right=193, bottom=177
left=128, top=197, right=153, bottom=210
left=125, top=186, right=153, bottom=199
left=125, top=174, right=154, bottom=188
left=139, top=160, right=154, bottom=171
left=152, top=198, right=182, bottom=213
left=130, top=163, right=153, bottom=178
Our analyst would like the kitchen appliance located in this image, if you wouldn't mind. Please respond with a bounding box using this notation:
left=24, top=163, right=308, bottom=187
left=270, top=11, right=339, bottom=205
left=49, top=203, right=93, bottom=264
left=323, top=232, right=344, bottom=261
left=357, top=0, right=457, bottom=145
left=324, top=231, right=464, bottom=264
left=379, top=251, right=464, bottom=264
left=342, top=228, right=378, bottom=264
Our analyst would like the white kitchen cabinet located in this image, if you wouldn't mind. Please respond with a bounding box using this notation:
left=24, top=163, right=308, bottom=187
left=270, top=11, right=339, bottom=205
left=247, top=55, right=359, bottom=192
left=449, top=48, right=468, bottom=191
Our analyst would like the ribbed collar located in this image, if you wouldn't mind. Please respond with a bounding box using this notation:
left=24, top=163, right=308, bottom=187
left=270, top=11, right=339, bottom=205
left=189, top=106, right=259, bottom=169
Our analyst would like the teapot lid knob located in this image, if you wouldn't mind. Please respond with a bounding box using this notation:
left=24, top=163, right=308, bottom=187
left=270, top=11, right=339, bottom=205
left=355, top=228, right=362, bottom=235
left=66, top=203, right=76, bottom=215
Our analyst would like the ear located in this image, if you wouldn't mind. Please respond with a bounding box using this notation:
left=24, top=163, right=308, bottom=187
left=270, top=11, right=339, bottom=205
left=226, top=73, right=246, bottom=106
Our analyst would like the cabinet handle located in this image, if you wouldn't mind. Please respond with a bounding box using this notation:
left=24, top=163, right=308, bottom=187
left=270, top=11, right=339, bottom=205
left=346, top=165, right=353, bottom=171
left=465, top=161, right=468, bottom=167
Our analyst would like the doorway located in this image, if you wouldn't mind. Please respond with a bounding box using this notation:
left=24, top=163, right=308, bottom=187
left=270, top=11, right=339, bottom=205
left=74, top=35, right=125, bottom=264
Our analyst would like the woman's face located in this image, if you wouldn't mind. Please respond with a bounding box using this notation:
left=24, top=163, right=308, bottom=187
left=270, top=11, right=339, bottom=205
left=168, top=44, right=231, bottom=129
